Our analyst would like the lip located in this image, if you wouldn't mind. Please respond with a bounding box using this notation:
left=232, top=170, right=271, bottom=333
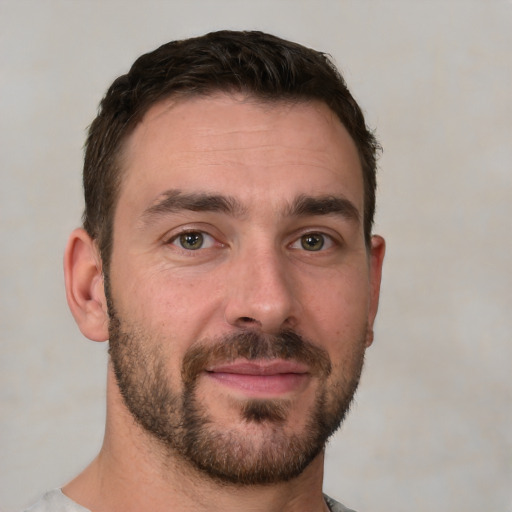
left=204, top=359, right=311, bottom=396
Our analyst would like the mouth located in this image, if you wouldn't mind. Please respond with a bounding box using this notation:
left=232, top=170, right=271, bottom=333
left=204, top=359, right=311, bottom=397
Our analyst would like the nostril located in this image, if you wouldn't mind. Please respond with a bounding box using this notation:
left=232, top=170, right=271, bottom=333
left=239, top=316, right=257, bottom=324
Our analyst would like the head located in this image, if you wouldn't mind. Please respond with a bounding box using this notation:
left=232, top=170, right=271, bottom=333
left=82, top=30, right=380, bottom=274
left=66, top=30, right=385, bottom=486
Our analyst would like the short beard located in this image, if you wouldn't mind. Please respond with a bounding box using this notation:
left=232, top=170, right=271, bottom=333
left=107, top=294, right=365, bottom=485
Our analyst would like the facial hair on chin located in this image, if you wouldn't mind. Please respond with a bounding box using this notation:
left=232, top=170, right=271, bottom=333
left=106, top=294, right=366, bottom=485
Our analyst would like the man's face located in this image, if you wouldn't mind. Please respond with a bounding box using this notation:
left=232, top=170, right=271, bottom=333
left=105, top=94, right=383, bottom=484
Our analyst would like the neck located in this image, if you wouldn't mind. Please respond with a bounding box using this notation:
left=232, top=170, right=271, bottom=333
left=63, top=367, right=329, bottom=512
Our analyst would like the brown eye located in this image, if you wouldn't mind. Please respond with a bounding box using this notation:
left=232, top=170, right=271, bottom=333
left=300, top=233, right=325, bottom=251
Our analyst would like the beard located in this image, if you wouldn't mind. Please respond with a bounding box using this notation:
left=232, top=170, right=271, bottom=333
left=107, top=298, right=366, bottom=486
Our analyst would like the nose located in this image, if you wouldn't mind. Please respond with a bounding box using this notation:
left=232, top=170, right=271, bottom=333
left=224, top=246, right=299, bottom=334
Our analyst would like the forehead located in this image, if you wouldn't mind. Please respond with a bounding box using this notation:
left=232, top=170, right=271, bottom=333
left=118, top=93, right=364, bottom=213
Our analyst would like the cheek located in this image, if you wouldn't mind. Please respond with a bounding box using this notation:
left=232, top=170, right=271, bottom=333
left=304, top=269, right=370, bottom=333
left=110, top=259, right=224, bottom=348
left=298, top=269, right=370, bottom=379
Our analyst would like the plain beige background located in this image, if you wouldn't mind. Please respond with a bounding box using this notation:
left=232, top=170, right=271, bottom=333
left=1, top=1, right=511, bottom=511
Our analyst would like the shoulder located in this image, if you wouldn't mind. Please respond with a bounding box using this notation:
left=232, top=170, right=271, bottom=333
left=324, top=493, right=357, bottom=512
left=26, top=490, right=353, bottom=512
left=24, top=490, right=91, bottom=512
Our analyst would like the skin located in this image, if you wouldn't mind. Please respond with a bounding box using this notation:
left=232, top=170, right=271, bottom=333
left=63, top=94, right=385, bottom=512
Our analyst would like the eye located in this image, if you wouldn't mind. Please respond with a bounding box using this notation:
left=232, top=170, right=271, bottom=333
left=300, top=233, right=325, bottom=251
left=291, top=232, right=334, bottom=252
left=170, top=231, right=216, bottom=250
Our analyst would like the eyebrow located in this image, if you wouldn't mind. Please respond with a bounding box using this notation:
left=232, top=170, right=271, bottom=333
left=140, top=189, right=360, bottom=225
left=286, top=194, right=361, bottom=224
left=141, top=189, right=247, bottom=222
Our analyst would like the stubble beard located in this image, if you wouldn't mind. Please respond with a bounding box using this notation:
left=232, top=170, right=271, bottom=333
left=107, top=297, right=366, bottom=486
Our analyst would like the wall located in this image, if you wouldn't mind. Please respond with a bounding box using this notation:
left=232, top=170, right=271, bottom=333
left=1, top=1, right=511, bottom=511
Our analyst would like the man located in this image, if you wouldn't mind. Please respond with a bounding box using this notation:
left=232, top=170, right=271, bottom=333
left=28, top=30, right=384, bottom=512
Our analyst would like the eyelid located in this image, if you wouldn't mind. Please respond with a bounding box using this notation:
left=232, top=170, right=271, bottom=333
left=288, top=230, right=338, bottom=251
left=163, top=225, right=224, bottom=251
left=170, top=231, right=216, bottom=250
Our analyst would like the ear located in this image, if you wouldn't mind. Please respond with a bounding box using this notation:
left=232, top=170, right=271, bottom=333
left=365, top=234, right=386, bottom=347
left=64, top=228, right=109, bottom=342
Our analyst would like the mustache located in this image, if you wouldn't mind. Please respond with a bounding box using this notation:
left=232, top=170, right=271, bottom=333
left=181, top=329, right=332, bottom=385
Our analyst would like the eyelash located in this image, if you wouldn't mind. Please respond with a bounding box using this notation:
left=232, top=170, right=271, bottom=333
left=167, top=230, right=219, bottom=251
left=289, top=232, right=336, bottom=252
left=166, top=229, right=338, bottom=253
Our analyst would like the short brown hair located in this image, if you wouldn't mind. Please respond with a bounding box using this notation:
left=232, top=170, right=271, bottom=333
left=83, top=30, right=380, bottom=268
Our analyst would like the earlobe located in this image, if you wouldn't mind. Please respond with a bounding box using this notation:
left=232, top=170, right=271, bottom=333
left=64, top=228, right=109, bottom=342
left=366, top=234, right=386, bottom=347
